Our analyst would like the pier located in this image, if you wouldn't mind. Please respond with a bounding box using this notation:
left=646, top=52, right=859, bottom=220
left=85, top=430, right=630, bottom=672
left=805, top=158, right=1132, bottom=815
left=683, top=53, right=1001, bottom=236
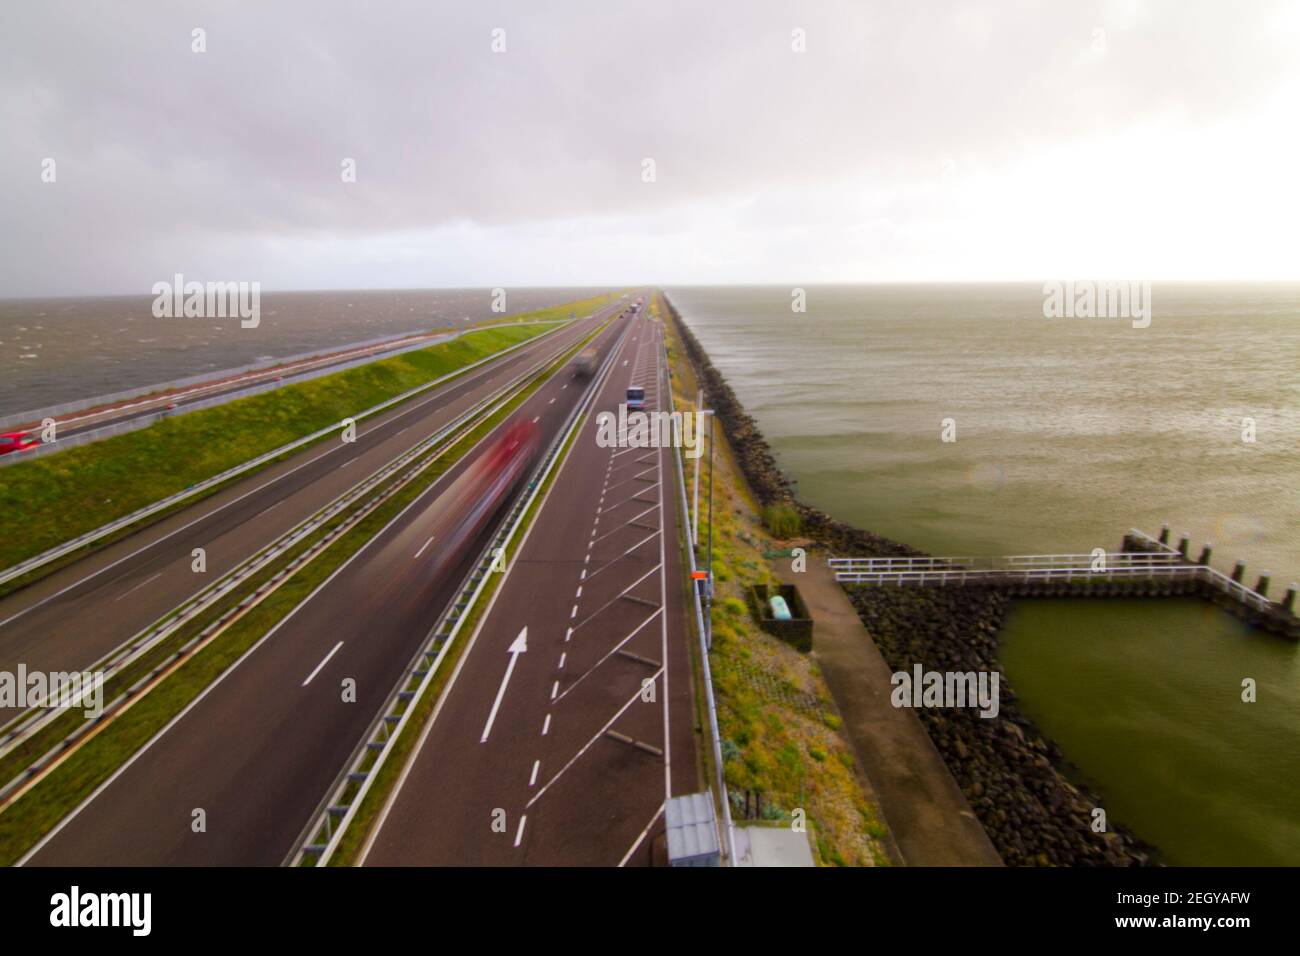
left=830, top=527, right=1298, bottom=640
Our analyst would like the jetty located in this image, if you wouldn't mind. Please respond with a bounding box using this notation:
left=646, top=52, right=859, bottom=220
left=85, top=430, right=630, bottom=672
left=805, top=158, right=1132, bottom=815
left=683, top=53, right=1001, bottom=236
left=830, top=526, right=1298, bottom=640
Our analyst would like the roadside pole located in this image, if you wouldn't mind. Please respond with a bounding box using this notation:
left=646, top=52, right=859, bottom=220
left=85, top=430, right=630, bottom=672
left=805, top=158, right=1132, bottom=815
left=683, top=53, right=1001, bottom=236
left=692, top=388, right=702, bottom=549
left=705, top=410, right=715, bottom=649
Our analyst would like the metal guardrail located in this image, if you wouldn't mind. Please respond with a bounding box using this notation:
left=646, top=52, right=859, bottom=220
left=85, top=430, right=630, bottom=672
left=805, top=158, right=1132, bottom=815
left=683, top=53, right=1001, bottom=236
left=0, top=340, right=580, bottom=806
left=660, top=313, right=736, bottom=866
left=292, top=314, right=631, bottom=866
left=0, top=318, right=581, bottom=588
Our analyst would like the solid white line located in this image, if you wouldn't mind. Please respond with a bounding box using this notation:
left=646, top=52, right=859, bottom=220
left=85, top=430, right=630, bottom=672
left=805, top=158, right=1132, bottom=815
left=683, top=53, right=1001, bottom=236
left=618, top=802, right=666, bottom=867
left=414, top=535, right=435, bottom=558
left=527, top=671, right=663, bottom=810
left=114, top=570, right=163, bottom=602
left=514, top=815, right=527, bottom=847
left=302, top=641, right=344, bottom=686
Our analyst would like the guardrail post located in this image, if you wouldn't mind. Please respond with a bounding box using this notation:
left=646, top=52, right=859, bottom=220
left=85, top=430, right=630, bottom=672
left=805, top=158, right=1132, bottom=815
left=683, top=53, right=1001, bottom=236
left=1176, top=533, right=1190, bottom=558
left=1197, top=543, right=1213, bottom=565
left=1158, top=523, right=1170, bottom=545
left=1284, top=584, right=1297, bottom=614
left=1255, top=572, right=1271, bottom=598
left=1232, top=560, right=1246, bottom=583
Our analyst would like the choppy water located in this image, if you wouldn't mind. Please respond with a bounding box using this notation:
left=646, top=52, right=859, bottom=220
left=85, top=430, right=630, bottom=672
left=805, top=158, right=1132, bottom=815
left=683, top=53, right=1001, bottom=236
left=668, top=282, right=1300, bottom=865
left=0, top=287, right=604, bottom=416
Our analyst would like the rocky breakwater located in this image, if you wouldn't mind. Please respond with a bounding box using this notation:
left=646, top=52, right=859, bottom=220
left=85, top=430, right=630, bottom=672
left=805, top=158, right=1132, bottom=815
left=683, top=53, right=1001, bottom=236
left=664, top=295, right=1152, bottom=866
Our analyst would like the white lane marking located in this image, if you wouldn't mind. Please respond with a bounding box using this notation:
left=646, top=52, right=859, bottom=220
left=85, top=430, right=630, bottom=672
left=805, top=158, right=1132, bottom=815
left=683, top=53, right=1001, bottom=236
left=527, top=670, right=664, bottom=810
left=259, top=501, right=282, bottom=516
left=530, top=760, right=540, bottom=786
left=17, top=315, right=610, bottom=867
left=574, top=586, right=582, bottom=599
left=114, top=571, right=163, bottom=602
left=481, top=627, right=528, bottom=743
left=570, top=604, right=578, bottom=619
left=564, top=627, right=573, bottom=642
left=618, top=802, right=666, bottom=867
left=339, top=459, right=355, bottom=468
left=558, top=652, right=566, bottom=669
left=542, top=713, right=551, bottom=735
left=532, top=416, right=540, bottom=423
left=414, top=535, right=435, bottom=558
left=580, top=569, right=586, bottom=581
left=514, top=815, right=527, bottom=847
left=551, top=680, right=559, bottom=700
left=548, top=398, right=555, bottom=404
left=302, top=641, right=344, bottom=686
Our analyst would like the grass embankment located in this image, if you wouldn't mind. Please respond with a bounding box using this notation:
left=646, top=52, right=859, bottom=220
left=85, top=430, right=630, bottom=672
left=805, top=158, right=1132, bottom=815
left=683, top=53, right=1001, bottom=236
left=659, top=295, right=891, bottom=867
left=0, top=302, right=605, bottom=578
left=0, top=327, right=598, bottom=867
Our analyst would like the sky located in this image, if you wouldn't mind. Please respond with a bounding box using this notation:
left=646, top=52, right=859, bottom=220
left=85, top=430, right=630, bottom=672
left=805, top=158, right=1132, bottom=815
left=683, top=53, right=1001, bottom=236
left=2, top=0, right=1298, bottom=296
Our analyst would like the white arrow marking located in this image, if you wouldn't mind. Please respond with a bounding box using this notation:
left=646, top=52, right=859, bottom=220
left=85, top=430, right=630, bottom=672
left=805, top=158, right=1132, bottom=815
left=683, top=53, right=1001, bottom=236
left=481, top=627, right=527, bottom=742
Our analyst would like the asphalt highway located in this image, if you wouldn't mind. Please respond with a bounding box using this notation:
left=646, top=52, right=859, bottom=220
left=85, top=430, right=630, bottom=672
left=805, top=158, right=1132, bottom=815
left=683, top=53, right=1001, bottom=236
left=21, top=306, right=639, bottom=865
left=362, top=310, right=699, bottom=866
left=0, top=303, right=622, bottom=724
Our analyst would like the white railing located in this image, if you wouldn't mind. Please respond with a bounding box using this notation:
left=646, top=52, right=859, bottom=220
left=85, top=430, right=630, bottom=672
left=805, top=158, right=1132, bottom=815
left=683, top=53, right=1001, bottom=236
left=831, top=541, right=1282, bottom=615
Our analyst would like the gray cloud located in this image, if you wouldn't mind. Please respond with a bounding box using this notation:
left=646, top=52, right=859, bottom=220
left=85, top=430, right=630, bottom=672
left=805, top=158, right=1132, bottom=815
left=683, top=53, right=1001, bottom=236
left=1, top=0, right=1295, bottom=293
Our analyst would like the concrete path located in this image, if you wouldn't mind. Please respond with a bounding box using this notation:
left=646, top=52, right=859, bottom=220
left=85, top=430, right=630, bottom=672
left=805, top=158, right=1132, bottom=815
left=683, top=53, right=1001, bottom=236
left=787, top=554, right=1003, bottom=866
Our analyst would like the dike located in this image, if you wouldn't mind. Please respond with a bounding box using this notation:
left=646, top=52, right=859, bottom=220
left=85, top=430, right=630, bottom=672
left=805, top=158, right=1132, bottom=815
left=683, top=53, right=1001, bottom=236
left=664, top=295, right=1151, bottom=867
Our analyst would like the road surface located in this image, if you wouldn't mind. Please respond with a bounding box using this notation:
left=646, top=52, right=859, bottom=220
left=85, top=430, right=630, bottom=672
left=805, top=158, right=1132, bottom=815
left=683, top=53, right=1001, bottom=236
left=362, top=309, right=700, bottom=866
left=21, top=307, right=643, bottom=865
left=0, top=303, right=622, bottom=724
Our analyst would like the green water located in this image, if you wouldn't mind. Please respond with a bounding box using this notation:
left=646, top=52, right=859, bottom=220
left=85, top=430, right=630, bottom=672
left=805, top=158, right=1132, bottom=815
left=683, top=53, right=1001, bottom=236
left=669, top=283, right=1300, bottom=864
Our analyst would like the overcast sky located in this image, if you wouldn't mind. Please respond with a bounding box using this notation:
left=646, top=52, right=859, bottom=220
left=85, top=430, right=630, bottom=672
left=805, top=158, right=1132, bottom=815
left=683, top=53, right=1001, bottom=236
left=2, top=0, right=1298, bottom=296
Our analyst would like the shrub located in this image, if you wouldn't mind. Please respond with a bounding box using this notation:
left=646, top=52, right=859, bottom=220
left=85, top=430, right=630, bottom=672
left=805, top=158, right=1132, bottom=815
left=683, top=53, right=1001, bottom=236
left=761, top=502, right=801, bottom=538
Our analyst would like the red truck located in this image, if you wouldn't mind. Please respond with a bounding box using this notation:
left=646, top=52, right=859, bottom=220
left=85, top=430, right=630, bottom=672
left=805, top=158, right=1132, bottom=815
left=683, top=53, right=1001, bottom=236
left=0, top=431, right=40, bottom=456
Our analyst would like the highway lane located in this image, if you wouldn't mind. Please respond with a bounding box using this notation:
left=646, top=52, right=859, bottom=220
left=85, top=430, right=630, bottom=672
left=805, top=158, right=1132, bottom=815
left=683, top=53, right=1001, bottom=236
left=20, top=308, right=635, bottom=865
left=0, top=302, right=625, bottom=722
left=362, top=309, right=699, bottom=866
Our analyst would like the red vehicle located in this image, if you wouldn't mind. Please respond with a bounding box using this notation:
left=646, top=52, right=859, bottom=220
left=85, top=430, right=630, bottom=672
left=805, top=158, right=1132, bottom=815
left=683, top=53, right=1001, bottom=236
left=421, top=419, right=539, bottom=583
left=0, top=431, right=40, bottom=456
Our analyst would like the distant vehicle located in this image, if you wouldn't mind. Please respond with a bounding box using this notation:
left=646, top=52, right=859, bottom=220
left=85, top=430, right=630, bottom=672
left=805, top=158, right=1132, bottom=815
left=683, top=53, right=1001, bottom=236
left=626, top=386, right=646, bottom=411
left=0, top=431, right=40, bottom=456
left=419, top=419, right=539, bottom=583
left=575, top=348, right=599, bottom=377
